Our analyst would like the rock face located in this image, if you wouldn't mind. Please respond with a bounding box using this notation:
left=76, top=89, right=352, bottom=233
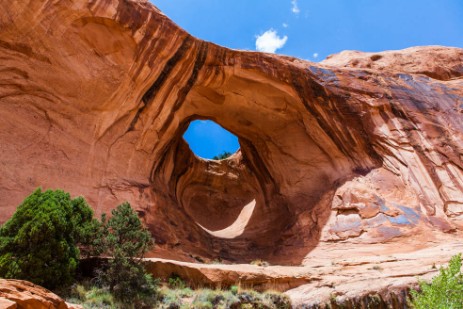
left=0, top=0, right=462, bottom=270
left=147, top=239, right=463, bottom=308
left=0, top=279, right=74, bottom=309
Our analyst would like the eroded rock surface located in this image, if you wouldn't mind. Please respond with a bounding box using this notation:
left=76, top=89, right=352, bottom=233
left=146, top=238, right=463, bottom=308
left=0, top=0, right=462, bottom=280
left=0, top=279, right=73, bottom=309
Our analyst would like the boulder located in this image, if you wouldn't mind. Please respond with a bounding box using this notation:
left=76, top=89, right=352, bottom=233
left=0, top=279, right=69, bottom=309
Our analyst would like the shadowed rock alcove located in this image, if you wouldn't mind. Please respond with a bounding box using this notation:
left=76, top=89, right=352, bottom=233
left=146, top=75, right=380, bottom=264
left=181, top=119, right=254, bottom=234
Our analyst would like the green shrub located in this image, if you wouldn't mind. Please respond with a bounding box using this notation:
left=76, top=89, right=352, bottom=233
left=83, top=287, right=115, bottom=309
left=192, top=289, right=223, bottom=308
left=98, top=261, right=158, bottom=305
left=159, top=287, right=194, bottom=309
left=262, top=291, right=292, bottom=309
left=160, top=289, right=182, bottom=308
left=212, top=151, right=232, bottom=160
left=220, top=290, right=240, bottom=307
left=65, top=282, right=116, bottom=309
left=0, top=188, right=95, bottom=289
left=410, top=253, right=463, bottom=308
left=74, top=284, right=88, bottom=301
left=96, top=202, right=158, bottom=305
left=230, top=285, right=239, bottom=295
left=188, top=288, right=290, bottom=309
left=168, top=275, right=187, bottom=289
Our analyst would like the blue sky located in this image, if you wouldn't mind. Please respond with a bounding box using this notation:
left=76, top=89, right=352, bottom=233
left=183, top=120, right=240, bottom=159
left=151, top=0, right=463, bottom=158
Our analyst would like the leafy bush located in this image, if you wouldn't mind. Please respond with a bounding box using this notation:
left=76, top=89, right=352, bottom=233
left=0, top=188, right=95, bottom=289
left=168, top=275, right=186, bottom=289
left=230, top=285, right=239, bottom=295
left=83, top=287, right=115, bottom=309
left=96, top=202, right=158, bottom=305
left=0, top=189, right=158, bottom=305
left=65, top=281, right=116, bottom=309
left=159, top=289, right=183, bottom=308
left=410, top=253, right=463, bottom=308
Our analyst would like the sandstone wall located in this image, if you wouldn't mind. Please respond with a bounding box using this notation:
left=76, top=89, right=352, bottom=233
left=0, top=0, right=462, bottom=264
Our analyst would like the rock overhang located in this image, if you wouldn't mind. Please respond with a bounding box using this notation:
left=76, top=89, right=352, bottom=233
left=0, top=0, right=462, bottom=266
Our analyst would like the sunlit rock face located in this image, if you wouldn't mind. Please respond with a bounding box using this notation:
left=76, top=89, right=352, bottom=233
left=0, top=279, right=74, bottom=309
left=0, top=0, right=462, bottom=265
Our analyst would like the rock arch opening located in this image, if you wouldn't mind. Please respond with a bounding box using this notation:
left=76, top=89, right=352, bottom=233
left=177, top=118, right=257, bottom=235
left=149, top=82, right=361, bottom=263
left=183, top=120, right=240, bottom=160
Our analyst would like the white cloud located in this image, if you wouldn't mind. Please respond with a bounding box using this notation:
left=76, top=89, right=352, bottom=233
left=291, top=0, right=300, bottom=14
left=255, top=30, right=288, bottom=53
left=282, top=23, right=288, bottom=28
left=313, top=53, right=319, bottom=59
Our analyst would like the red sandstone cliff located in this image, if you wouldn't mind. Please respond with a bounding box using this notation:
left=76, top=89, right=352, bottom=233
left=0, top=0, right=462, bottom=267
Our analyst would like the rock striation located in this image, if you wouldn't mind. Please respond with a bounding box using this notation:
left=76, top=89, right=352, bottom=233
left=0, top=279, right=78, bottom=309
left=147, top=239, right=463, bottom=308
left=0, top=0, right=462, bottom=283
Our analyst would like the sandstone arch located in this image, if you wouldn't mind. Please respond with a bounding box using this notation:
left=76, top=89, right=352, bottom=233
left=0, top=0, right=462, bottom=266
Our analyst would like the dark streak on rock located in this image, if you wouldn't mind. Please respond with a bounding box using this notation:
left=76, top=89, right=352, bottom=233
left=148, top=41, right=209, bottom=182
left=158, top=41, right=209, bottom=135
left=290, top=70, right=352, bottom=158
left=0, top=40, right=51, bottom=64
left=390, top=102, right=408, bottom=120
left=127, top=36, right=194, bottom=132
left=239, top=137, right=279, bottom=208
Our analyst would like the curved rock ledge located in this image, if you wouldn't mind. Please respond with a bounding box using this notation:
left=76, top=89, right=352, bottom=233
left=145, top=239, right=463, bottom=308
left=0, top=0, right=462, bottom=276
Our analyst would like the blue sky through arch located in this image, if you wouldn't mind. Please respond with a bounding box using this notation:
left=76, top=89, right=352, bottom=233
left=183, top=120, right=240, bottom=159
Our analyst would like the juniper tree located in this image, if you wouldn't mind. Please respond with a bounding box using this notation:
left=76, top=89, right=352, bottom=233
left=0, top=188, right=96, bottom=289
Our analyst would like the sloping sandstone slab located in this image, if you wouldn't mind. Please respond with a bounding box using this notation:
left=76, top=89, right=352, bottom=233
left=145, top=238, right=463, bottom=308
left=0, top=279, right=71, bottom=309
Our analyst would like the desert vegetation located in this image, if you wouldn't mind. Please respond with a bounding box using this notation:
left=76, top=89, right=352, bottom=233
left=3, top=188, right=463, bottom=308
left=0, top=188, right=96, bottom=289
left=65, top=279, right=290, bottom=309
left=0, top=188, right=292, bottom=308
left=156, top=277, right=291, bottom=309
left=212, top=151, right=232, bottom=160
left=410, top=253, right=463, bottom=308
